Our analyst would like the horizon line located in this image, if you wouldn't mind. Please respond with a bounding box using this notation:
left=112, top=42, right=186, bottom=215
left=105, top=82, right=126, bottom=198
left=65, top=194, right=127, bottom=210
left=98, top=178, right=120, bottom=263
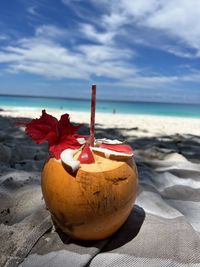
left=0, top=93, right=200, bottom=105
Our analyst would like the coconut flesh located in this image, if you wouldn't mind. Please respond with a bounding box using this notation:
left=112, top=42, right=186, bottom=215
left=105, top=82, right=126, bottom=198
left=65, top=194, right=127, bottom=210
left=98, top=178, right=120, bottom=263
left=60, top=138, right=134, bottom=172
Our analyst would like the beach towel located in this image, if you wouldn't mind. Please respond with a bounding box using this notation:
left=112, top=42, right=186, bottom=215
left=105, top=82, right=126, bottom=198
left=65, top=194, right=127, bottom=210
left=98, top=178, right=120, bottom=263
left=1, top=154, right=200, bottom=267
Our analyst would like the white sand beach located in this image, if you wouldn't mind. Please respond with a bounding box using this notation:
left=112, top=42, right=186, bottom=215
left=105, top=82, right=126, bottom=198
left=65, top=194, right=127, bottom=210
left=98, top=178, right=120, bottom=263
left=1, top=106, right=199, bottom=164
left=1, top=107, right=200, bottom=137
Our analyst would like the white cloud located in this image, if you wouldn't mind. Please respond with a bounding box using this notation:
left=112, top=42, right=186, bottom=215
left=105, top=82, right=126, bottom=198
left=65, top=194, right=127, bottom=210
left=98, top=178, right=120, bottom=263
left=110, top=0, right=159, bottom=21
left=27, top=6, right=38, bottom=16
left=62, top=0, right=82, bottom=4
left=145, top=1, right=200, bottom=51
left=91, top=0, right=200, bottom=57
left=111, top=75, right=179, bottom=89
left=78, top=44, right=132, bottom=62
left=0, top=34, right=9, bottom=41
left=79, top=24, right=114, bottom=44
left=35, top=25, right=70, bottom=40
left=102, top=13, right=127, bottom=30
left=0, top=21, right=199, bottom=89
left=0, top=25, right=137, bottom=80
left=27, top=1, right=200, bottom=59
left=2, top=39, right=90, bottom=79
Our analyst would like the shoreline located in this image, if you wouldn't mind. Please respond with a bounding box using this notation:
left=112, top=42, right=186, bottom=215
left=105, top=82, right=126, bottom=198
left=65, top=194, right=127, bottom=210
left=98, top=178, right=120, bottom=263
left=0, top=106, right=199, bottom=137
left=1, top=104, right=200, bottom=117
left=0, top=97, right=200, bottom=119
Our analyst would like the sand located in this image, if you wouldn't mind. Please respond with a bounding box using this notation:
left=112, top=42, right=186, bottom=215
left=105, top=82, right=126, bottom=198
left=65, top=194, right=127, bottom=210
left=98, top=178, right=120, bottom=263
left=0, top=106, right=199, bottom=164
left=1, top=106, right=200, bottom=136
left=0, top=107, right=200, bottom=266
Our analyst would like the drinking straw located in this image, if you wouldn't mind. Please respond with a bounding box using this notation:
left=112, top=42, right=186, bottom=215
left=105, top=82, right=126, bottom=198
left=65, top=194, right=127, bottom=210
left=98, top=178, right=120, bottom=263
left=90, top=84, right=96, bottom=146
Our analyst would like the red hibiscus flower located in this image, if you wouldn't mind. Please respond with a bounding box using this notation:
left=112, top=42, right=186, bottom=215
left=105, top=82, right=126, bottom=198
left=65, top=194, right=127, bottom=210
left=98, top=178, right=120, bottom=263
left=22, top=110, right=83, bottom=159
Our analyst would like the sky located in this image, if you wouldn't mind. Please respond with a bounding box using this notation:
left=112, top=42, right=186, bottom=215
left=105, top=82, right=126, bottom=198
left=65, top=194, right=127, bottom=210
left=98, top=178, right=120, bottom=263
left=0, top=0, right=200, bottom=103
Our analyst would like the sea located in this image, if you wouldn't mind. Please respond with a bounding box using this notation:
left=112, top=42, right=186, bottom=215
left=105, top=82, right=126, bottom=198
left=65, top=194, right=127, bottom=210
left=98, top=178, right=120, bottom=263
left=0, top=95, right=200, bottom=118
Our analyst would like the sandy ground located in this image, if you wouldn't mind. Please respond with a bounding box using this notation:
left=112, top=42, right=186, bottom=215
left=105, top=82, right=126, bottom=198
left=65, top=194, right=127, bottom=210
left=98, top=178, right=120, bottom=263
left=0, top=106, right=200, bottom=164
left=1, top=106, right=200, bottom=136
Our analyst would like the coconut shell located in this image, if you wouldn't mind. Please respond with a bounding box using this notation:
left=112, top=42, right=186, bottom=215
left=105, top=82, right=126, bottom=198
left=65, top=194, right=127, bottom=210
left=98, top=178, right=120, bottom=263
left=41, top=153, right=138, bottom=241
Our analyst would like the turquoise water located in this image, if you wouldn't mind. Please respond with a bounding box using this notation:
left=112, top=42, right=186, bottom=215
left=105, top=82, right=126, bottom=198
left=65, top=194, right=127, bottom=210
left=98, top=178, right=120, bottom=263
left=0, top=95, right=200, bottom=118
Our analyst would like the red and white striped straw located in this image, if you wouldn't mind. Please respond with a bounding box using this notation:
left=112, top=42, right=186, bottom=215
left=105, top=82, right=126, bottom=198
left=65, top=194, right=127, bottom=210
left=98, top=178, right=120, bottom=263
left=90, top=84, right=96, bottom=146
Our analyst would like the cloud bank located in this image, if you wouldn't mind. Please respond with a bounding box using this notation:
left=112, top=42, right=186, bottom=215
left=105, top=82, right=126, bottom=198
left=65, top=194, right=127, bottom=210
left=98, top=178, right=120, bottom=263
left=0, top=0, right=200, bottom=92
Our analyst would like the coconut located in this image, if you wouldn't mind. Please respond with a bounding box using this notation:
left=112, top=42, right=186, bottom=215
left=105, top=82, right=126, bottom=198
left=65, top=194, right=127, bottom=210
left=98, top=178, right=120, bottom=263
left=41, top=150, right=138, bottom=241
left=20, top=87, right=139, bottom=241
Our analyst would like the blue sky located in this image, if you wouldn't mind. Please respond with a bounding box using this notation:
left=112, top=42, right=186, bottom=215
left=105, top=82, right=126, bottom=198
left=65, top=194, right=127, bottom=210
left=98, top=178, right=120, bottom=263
left=0, top=0, right=200, bottom=103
